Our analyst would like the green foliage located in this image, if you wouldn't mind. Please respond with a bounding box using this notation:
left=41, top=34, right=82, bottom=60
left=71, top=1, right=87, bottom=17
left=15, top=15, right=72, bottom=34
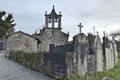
left=0, top=11, right=16, bottom=38
left=8, top=51, right=44, bottom=72
left=56, top=75, right=69, bottom=80
left=62, top=58, right=120, bottom=80
left=8, top=50, right=120, bottom=80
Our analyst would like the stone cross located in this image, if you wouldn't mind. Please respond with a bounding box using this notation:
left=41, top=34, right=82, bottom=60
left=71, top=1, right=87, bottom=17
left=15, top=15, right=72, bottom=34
left=77, top=22, right=83, bottom=75
left=35, top=30, right=37, bottom=34
left=103, top=31, right=106, bottom=37
left=78, top=22, right=83, bottom=34
left=97, top=31, right=99, bottom=35
left=93, top=26, right=95, bottom=35
left=67, top=31, right=69, bottom=35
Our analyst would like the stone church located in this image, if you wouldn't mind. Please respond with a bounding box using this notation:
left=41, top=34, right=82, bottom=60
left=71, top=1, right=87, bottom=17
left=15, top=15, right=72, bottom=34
left=4, top=6, right=118, bottom=79
left=33, top=6, right=69, bottom=52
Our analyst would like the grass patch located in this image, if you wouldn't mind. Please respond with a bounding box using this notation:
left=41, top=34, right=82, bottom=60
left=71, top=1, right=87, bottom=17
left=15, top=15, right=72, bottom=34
left=63, top=58, right=120, bottom=80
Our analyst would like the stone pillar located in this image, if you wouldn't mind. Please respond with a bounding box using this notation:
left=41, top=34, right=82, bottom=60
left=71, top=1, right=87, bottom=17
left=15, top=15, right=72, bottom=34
left=52, top=18, right=54, bottom=28
left=45, top=16, right=48, bottom=28
left=58, top=17, right=61, bottom=29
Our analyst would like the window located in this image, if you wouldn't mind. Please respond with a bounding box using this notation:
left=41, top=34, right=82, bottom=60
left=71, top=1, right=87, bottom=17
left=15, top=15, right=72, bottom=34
left=49, top=44, right=55, bottom=52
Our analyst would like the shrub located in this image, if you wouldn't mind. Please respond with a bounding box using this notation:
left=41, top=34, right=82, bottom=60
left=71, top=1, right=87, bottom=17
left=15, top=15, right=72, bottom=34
left=8, top=50, right=44, bottom=72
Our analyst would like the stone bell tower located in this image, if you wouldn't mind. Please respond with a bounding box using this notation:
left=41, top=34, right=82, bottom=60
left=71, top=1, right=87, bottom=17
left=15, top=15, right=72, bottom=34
left=34, top=6, right=69, bottom=52
left=44, top=5, right=62, bottom=29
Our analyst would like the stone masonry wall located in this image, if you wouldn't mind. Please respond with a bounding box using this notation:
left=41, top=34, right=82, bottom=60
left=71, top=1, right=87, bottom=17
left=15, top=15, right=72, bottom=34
left=103, top=38, right=118, bottom=70
left=43, top=53, right=66, bottom=79
left=6, top=32, right=38, bottom=53
left=105, top=48, right=114, bottom=70
left=94, top=36, right=103, bottom=71
left=74, top=34, right=88, bottom=75
left=112, top=40, right=118, bottom=66
left=37, top=28, right=68, bottom=52
left=65, top=52, right=77, bottom=78
left=0, top=40, right=6, bottom=51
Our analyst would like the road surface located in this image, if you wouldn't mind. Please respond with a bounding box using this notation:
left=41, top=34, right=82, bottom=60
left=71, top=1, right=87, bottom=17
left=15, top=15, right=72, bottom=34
left=0, top=53, right=53, bottom=80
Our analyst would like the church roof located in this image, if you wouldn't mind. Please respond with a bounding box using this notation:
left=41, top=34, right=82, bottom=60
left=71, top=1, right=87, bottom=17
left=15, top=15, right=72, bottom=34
left=45, top=42, right=74, bottom=56
left=43, top=43, right=74, bottom=65
left=6, top=31, right=40, bottom=43
left=46, top=5, right=61, bottom=17
left=49, top=6, right=58, bottom=15
left=53, top=43, right=74, bottom=54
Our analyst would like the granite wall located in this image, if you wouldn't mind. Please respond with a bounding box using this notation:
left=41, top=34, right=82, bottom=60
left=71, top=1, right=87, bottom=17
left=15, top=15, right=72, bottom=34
left=74, top=33, right=88, bottom=75
left=103, top=37, right=118, bottom=70
left=94, top=36, right=104, bottom=71
left=6, top=32, right=38, bottom=53
left=34, top=28, right=68, bottom=52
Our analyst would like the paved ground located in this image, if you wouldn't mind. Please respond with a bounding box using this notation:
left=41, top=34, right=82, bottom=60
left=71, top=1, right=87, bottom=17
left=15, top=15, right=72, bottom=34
left=0, top=53, right=53, bottom=80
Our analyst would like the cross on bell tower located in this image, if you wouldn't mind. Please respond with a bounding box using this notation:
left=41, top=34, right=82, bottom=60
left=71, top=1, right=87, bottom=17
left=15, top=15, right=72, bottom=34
left=44, top=5, right=62, bottom=29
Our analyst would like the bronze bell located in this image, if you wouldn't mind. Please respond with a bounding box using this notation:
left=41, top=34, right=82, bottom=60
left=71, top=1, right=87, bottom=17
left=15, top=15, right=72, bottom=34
left=48, top=18, right=51, bottom=23
left=54, top=18, right=58, bottom=22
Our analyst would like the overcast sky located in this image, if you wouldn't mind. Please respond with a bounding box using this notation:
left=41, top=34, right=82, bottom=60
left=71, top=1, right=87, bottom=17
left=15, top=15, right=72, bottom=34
left=0, top=0, right=120, bottom=40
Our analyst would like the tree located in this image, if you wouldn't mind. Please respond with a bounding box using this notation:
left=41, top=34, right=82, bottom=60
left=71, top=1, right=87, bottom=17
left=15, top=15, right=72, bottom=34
left=0, top=11, right=16, bottom=38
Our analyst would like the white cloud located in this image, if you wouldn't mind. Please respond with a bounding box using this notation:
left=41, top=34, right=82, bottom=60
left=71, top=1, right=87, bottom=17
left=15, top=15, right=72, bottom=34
left=0, top=0, right=120, bottom=39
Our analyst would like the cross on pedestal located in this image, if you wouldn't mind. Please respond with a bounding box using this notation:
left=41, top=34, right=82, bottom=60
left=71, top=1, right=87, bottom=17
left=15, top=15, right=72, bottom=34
left=93, top=26, right=95, bottom=35
left=77, top=22, right=83, bottom=34
left=97, top=31, right=99, bottom=35
left=103, top=31, right=106, bottom=37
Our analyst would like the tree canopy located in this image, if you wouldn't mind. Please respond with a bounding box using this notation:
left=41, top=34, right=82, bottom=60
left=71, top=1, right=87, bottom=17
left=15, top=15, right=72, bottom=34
left=0, top=11, right=16, bottom=38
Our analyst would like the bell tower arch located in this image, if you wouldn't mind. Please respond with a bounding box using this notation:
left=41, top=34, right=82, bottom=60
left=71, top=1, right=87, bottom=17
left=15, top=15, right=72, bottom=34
left=44, top=5, right=62, bottom=29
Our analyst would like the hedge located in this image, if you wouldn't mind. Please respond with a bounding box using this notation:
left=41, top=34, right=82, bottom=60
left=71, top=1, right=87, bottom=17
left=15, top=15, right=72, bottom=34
left=8, top=50, right=44, bottom=72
